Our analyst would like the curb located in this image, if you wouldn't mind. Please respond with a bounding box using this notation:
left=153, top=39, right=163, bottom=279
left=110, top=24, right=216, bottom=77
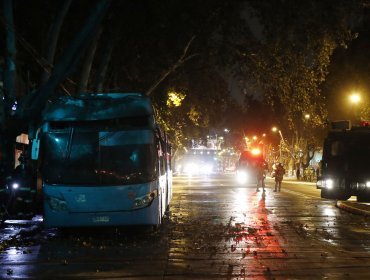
left=336, top=201, right=370, bottom=217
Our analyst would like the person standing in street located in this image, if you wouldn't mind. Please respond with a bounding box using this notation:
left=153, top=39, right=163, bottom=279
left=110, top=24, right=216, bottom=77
left=274, top=163, right=285, bottom=192
left=256, top=160, right=268, bottom=192
left=10, top=153, right=37, bottom=218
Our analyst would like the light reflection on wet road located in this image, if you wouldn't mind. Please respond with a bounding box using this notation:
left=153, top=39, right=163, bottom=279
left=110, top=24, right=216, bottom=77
left=1, top=174, right=370, bottom=279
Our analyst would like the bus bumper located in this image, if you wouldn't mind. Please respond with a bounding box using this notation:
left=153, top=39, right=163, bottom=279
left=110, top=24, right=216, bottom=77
left=43, top=197, right=160, bottom=228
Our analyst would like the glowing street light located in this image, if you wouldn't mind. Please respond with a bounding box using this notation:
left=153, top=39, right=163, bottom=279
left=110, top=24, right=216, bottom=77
left=349, top=93, right=361, bottom=104
left=349, top=92, right=362, bottom=121
left=271, top=126, right=284, bottom=140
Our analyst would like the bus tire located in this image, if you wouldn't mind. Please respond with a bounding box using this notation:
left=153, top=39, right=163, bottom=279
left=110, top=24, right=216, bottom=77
left=321, top=189, right=350, bottom=200
left=337, top=192, right=351, bottom=201
left=151, top=201, right=162, bottom=232
left=321, top=189, right=337, bottom=199
left=165, top=204, right=170, bottom=215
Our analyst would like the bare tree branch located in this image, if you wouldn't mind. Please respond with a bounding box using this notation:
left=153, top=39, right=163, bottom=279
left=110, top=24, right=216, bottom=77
left=40, top=0, right=72, bottom=85
left=146, top=36, right=198, bottom=96
left=18, top=0, right=111, bottom=120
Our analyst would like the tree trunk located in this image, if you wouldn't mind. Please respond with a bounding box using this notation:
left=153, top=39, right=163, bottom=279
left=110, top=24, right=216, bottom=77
left=18, top=0, right=111, bottom=121
left=3, top=0, right=16, bottom=123
left=78, top=27, right=102, bottom=93
left=40, top=0, right=72, bottom=85
left=146, top=36, right=197, bottom=96
left=1, top=0, right=17, bottom=178
left=94, top=35, right=114, bottom=92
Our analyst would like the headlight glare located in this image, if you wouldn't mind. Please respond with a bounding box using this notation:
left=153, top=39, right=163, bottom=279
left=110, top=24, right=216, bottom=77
left=202, top=164, right=213, bottom=174
left=316, top=180, right=322, bottom=188
left=184, top=163, right=199, bottom=175
left=325, top=179, right=334, bottom=189
left=237, top=170, right=248, bottom=184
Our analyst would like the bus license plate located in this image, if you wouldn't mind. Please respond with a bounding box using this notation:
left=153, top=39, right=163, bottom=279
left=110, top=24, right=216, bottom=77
left=92, top=216, right=110, bottom=223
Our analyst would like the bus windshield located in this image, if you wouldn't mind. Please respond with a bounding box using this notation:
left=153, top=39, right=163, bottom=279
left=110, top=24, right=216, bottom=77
left=42, top=128, right=157, bottom=186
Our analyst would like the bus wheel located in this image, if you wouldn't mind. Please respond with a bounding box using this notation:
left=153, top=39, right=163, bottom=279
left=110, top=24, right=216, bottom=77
left=321, top=189, right=337, bottom=199
left=337, top=193, right=351, bottom=201
left=151, top=219, right=161, bottom=232
left=165, top=204, right=170, bottom=215
left=151, top=204, right=162, bottom=232
left=321, top=189, right=350, bottom=200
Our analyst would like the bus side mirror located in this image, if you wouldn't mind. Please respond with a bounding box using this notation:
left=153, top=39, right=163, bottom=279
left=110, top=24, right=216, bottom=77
left=30, top=128, right=41, bottom=160
left=31, top=139, right=40, bottom=160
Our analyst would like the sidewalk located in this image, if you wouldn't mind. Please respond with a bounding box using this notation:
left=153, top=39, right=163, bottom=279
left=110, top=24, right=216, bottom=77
left=336, top=200, right=370, bottom=217
left=266, top=175, right=316, bottom=185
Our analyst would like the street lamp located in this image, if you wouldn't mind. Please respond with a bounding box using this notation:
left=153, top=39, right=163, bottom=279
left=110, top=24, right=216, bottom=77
left=349, top=93, right=361, bottom=104
left=349, top=92, right=362, bottom=121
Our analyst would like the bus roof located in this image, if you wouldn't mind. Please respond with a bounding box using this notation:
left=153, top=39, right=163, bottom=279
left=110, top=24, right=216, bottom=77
left=42, top=93, right=154, bottom=121
left=327, top=126, right=370, bottom=139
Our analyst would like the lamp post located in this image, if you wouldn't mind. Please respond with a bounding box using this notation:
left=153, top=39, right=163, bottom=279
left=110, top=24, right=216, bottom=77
left=272, top=127, right=282, bottom=163
left=223, top=128, right=229, bottom=149
left=278, top=130, right=284, bottom=163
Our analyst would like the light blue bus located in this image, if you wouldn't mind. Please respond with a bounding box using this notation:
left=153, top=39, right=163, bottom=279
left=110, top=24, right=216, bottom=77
left=33, top=93, right=172, bottom=228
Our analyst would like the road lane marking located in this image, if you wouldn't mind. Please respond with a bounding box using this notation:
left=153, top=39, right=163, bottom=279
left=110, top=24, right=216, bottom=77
left=279, top=188, right=319, bottom=199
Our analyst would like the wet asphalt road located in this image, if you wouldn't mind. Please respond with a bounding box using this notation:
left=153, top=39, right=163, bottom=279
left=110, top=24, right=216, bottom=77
left=1, top=173, right=370, bottom=279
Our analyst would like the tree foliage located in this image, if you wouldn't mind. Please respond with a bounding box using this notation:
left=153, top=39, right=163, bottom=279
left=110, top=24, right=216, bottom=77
left=236, top=0, right=362, bottom=131
left=222, top=0, right=364, bottom=167
left=1, top=0, right=368, bottom=173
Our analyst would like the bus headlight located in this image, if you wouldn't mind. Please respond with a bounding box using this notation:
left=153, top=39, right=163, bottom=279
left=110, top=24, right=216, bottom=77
left=48, top=196, right=68, bottom=211
left=236, top=170, right=248, bottom=184
left=201, top=164, right=213, bottom=174
left=325, top=179, right=334, bottom=189
left=12, top=182, right=19, bottom=190
left=317, top=178, right=334, bottom=189
left=316, top=180, right=322, bottom=188
left=133, top=190, right=158, bottom=209
left=366, top=181, right=370, bottom=188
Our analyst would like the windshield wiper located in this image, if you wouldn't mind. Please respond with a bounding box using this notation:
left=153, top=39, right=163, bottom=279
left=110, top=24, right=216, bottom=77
left=66, top=127, right=75, bottom=159
left=97, top=131, right=117, bottom=144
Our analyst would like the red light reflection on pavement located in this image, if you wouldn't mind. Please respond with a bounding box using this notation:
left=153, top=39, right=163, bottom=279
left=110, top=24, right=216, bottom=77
left=228, top=191, right=286, bottom=278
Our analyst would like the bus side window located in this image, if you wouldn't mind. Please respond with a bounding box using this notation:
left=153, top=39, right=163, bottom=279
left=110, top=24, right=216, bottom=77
left=331, top=141, right=344, bottom=156
left=168, top=144, right=172, bottom=171
left=161, top=154, right=166, bottom=175
left=159, top=143, right=166, bottom=176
